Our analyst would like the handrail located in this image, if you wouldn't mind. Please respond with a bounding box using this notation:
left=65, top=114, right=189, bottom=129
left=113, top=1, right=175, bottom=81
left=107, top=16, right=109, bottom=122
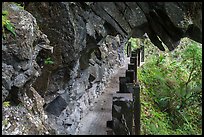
left=107, top=44, right=145, bottom=135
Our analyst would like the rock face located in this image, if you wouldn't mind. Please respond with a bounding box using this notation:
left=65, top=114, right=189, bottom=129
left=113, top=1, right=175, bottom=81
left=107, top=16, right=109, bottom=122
left=2, top=2, right=54, bottom=135
left=22, top=2, right=126, bottom=134
left=2, top=2, right=202, bottom=135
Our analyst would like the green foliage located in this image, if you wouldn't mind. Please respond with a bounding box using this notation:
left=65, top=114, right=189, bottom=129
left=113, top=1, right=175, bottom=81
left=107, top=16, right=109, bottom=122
left=140, top=91, right=173, bottom=135
left=2, top=10, right=16, bottom=38
left=3, top=101, right=10, bottom=107
left=44, top=57, right=54, bottom=65
left=13, top=2, right=24, bottom=10
left=125, top=37, right=141, bottom=54
left=2, top=119, right=8, bottom=126
left=128, top=37, right=141, bottom=49
left=138, top=38, right=202, bottom=135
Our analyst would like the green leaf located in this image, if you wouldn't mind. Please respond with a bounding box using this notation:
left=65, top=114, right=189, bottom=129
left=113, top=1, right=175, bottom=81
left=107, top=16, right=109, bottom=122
left=2, top=10, right=16, bottom=37
left=5, top=22, right=16, bottom=36
left=48, top=60, right=54, bottom=64
left=2, top=10, right=8, bottom=15
left=44, top=57, right=54, bottom=64
left=3, top=101, right=10, bottom=107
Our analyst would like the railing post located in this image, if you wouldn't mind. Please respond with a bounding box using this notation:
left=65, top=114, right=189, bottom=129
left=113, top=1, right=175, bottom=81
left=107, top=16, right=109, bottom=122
left=126, top=70, right=135, bottom=83
left=130, top=56, right=137, bottom=82
left=128, top=63, right=135, bottom=71
left=130, top=57, right=136, bottom=64
left=131, top=50, right=137, bottom=57
left=118, top=77, right=127, bottom=93
left=133, top=82, right=141, bottom=135
left=127, top=42, right=132, bottom=57
left=112, top=93, right=133, bottom=135
left=141, top=45, right=144, bottom=62
left=125, top=83, right=141, bottom=135
left=137, top=48, right=141, bottom=67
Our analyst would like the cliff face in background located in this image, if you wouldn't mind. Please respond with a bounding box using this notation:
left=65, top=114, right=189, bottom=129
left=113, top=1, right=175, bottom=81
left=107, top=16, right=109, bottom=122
left=2, top=2, right=202, bottom=135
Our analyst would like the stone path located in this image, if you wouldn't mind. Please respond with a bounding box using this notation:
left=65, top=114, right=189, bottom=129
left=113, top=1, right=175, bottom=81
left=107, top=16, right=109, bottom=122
left=76, top=58, right=129, bottom=135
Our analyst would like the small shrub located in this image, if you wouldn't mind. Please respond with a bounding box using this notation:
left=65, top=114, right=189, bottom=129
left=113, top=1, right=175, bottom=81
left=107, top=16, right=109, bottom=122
left=2, top=10, right=16, bottom=38
left=44, top=57, right=54, bottom=65
left=138, top=38, right=202, bottom=135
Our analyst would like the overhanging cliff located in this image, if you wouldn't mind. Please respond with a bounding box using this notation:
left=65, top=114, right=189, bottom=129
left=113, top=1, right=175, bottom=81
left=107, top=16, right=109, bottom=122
left=2, top=2, right=202, bottom=135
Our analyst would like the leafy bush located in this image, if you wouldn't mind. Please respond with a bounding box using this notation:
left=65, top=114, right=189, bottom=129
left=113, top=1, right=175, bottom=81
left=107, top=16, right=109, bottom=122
left=125, top=37, right=142, bottom=55
left=138, top=38, right=202, bottom=135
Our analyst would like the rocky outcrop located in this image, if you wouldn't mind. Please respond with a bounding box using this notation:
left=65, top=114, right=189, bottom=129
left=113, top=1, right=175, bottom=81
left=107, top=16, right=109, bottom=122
left=2, top=2, right=202, bottom=135
left=23, top=2, right=126, bottom=134
left=2, top=2, right=54, bottom=134
left=2, top=2, right=125, bottom=135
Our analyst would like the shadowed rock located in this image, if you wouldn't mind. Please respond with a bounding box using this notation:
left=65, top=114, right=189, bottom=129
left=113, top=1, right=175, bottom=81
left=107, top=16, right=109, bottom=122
left=45, top=96, right=68, bottom=117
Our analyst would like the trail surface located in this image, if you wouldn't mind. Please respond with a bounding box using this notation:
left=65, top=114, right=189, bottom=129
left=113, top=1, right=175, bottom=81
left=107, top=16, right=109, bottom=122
left=76, top=58, right=129, bottom=135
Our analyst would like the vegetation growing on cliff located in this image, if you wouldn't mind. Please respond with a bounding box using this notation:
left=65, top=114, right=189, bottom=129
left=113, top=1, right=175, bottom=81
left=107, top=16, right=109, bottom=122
left=138, top=38, right=202, bottom=135
left=2, top=10, right=16, bottom=38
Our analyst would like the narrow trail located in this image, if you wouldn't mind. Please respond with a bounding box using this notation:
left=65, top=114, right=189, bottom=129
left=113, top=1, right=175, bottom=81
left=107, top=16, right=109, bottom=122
left=76, top=58, right=130, bottom=135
